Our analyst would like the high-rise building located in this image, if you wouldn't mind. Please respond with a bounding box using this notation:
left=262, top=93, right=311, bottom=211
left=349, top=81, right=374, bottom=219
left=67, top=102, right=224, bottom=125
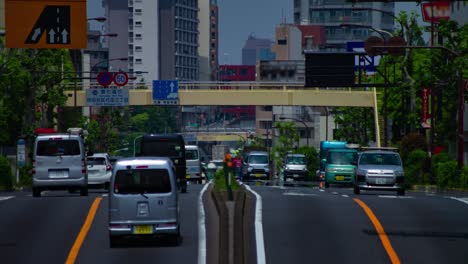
left=209, top=0, right=219, bottom=80
left=294, top=0, right=394, bottom=50
left=103, top=0, right=199, bottom=83
left=241, top=34, right=275, bottom=65
left=160, top=0, right=199, bottom=80
left=450, top=1, right=468, bottom=25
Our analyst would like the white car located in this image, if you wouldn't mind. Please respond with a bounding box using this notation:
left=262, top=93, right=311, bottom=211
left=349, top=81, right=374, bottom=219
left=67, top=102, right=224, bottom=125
left=86, top=153, right=112, bottom=189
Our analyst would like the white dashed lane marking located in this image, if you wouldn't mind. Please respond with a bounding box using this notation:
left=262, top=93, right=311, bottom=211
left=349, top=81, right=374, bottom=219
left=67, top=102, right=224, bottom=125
left=283, top=192, right=317, bottom=197
left=449, top=197, right=468, bottom=206
left=378, top=195, right=414, bottom=199
left=0, top=196, right=14, bottom=201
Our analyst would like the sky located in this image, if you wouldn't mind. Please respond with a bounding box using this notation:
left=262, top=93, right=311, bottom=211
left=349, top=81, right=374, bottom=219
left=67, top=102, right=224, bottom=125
left=86, top=0, right=428, bottom=66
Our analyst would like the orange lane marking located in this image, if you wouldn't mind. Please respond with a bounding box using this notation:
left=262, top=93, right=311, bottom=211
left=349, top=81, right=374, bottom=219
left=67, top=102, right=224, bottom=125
left=65, top=197, right=103, bottom=264
left=354, top=198, right=401, bottom=264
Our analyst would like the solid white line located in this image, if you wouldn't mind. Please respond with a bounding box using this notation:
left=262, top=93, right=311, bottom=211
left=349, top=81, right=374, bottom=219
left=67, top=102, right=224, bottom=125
left=244, top=184, right=266, bottom=264
left=283, top=192, right=316, bottom=197
left=0, top=196, right=14, bottom=201
left=378, top=195, right=413, bottom=199
left=449, top=197, right=468, bottom=206
left=198, top=181, right=211, bottom=264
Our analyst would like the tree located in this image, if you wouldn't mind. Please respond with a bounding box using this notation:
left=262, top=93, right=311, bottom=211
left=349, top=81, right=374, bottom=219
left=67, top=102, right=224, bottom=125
left=271, top=121, right=299, bottom=174
left=331, top=107, right=375, bottom=146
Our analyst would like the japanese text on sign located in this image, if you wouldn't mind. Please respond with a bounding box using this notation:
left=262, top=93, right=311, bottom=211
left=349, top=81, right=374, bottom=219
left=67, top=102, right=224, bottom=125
left=86, top=88, right=129, bottom=106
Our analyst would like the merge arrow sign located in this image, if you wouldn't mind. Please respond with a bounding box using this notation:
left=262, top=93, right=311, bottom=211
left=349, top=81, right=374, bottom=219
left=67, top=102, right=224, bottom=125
left=25, top=6, right=71, bottom=44
left=5, top=0, right=86, bottom=49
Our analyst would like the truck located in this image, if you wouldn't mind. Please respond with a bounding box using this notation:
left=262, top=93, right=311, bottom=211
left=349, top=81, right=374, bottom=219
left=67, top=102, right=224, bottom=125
left=319, top=141, right=359, bottom=187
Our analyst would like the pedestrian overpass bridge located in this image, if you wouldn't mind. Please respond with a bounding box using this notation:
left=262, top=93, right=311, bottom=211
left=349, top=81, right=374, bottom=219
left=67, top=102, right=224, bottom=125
left=64, top=81, right=378, bottom=107
left=64, top=81, right=381, bottom=146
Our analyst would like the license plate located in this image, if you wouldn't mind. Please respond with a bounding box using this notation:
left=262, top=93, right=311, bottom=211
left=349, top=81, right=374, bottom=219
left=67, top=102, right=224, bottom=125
left=255, top=173, right=262, bottom=177
left=134, top=225, right=153, bottom=234
left=335, top=176, right=345, bottom=181
left=376, top=178, right=386, bottom=184
left=293, top=174, right=299, bottom=177
left=49, top=170, right=68, bottom=178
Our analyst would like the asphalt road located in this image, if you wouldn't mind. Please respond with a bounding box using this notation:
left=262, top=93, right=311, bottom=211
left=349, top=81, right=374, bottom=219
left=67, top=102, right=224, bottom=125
left=250, top=182, right=468, bottom=264
left=0, top=183, right=203, bottom=264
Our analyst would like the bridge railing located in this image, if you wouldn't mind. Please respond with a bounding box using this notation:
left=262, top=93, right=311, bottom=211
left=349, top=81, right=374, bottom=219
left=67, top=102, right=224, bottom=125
left=62, top=81, right=372, bottom=91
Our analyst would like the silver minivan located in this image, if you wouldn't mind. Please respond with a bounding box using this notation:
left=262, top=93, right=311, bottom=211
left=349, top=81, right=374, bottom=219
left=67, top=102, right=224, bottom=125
left=283, top=153, right=308, bottom=181
left=185, top=145, right=203, bottom=184
left=32, top=132, right=88, bottom=197
left=108, top=157, right=180, bottom=247
left=243, top=151, right=270, bottom=180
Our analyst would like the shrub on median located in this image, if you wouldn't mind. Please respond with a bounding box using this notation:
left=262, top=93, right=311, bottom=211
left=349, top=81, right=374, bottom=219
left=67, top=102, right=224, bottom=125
left=0, top=155, right=13, bottom=191
left=405, top=149, right=430, bottom=187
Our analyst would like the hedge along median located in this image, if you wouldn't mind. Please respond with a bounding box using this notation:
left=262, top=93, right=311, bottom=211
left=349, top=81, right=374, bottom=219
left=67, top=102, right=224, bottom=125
left=0, top=155, right=13, bottom=191
left=210, top=168, right=255, bottom=264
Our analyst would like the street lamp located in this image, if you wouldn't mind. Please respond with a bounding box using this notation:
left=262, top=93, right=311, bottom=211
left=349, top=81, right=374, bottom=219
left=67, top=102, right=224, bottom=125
left=91, top=57, right=128, bottom=74
left=351, top=7, right=405, bottom=38
left=279, top=116, right=310, bottom=147
left=87, top=17, right=107, bottom=22
left=340, top=23, right=393, bottom=40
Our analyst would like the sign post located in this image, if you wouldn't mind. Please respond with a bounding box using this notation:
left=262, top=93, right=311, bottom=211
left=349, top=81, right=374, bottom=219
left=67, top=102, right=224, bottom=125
left=5, top=0, right=87, bottom=49
left=16, top=138, right=26, bottom=184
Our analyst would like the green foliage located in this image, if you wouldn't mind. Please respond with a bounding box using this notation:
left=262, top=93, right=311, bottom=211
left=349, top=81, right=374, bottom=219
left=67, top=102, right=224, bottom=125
left=404, top=149, right=429, bottom=186
left=213, top=168, right=240, bottom=191
left=0, top=156, right=13, bottom=191
left=296, top=146, right=319, bottom=179
left=331, top=107, right=375, bottom=146
left=18, top=165, right=33, bottom=187
left=399, top=132, right=427, bottom=161
left=459, top=166, right=468, bottom=189
left=271, top=121, right=299, bottom=173
left=434, top=160, right=459, bottom=189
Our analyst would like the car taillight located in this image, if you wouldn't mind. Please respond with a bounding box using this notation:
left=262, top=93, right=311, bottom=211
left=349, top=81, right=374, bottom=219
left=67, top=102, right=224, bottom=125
left=136, top=165, right=148, bottom=169
left=158, top=222, right=177, bottom=228
left=114, top=183, right=119, bottom=193
left=106, top=165, right=112, bottom=171
left=81, top=159, right=86, bottom=173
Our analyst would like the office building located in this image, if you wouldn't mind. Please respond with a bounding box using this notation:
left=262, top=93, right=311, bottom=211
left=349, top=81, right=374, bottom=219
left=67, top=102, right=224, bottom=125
left=241, top=34, right=275, bottom=65
left=294, top=0, right=394, bottom=50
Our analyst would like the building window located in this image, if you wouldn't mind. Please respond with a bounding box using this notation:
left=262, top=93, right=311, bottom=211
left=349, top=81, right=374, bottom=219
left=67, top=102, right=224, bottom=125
left=135, top=33, right=142, bottom=39
left=135, top=21, right=142, bottom=27
left=135, top=58, right=142, bottom=64
left=240, top=68, right=247, bottom=76
left=135, top=46, right=142, bottom=51
left=135, top=8, right=142, bottom=14
left=277, top=39, right=287, bottom=45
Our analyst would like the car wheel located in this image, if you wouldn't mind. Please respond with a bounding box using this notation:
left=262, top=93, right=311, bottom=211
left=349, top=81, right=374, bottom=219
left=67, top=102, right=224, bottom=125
left=325, top=182, right=330, bottom=188
left=32, top=187, right=41, bottom=197
left=397, top=189, right=405, bottom=196
left=80, top=187, right=88, bottom=196
left=109, top=236, right=121, bottom=248
left=353, top=185, right=360, bottom=195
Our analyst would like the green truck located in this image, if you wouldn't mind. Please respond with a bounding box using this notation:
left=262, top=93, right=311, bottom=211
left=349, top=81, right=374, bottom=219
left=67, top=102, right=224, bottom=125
left=320, top=141, right=358, bottom=188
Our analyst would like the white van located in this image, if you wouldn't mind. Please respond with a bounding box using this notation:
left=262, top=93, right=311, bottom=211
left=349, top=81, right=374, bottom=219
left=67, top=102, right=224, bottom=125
left=108, top=157, right=180, bottom=247
left=32, top=129, right=89, bottom=197
left=185, top=145, right=203, bottom=184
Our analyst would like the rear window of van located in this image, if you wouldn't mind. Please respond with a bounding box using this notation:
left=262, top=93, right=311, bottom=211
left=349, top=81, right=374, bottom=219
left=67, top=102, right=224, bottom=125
left=114, top=169, right=171, bottom=194
left=36, top=140, right=81, bottom=156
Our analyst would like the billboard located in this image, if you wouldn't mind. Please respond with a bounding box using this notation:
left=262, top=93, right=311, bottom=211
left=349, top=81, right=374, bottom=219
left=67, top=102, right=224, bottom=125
left=421, top=1, right=450, bottom=23
left=305, top=53, right=355, bottom=87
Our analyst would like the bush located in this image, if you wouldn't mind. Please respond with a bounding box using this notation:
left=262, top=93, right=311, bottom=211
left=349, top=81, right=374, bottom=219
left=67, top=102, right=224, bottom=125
left=435, top=160, right=459, bottom=189
left=18, top=165, right=33, bottom=187
left=0, top=156, right=14, bottom=191
left=213, top=168, right=240, bottom=192
left=405, top=149, right=429, bottom=186
left=296, top=146, right=319, bottom=180
left=460, top=166, right=468, bottom=189
left=400, top=132, right=427, bottom=161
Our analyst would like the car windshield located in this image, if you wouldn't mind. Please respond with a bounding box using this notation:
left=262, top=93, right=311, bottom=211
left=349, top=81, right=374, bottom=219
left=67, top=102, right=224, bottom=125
left=249, top=154, right=268, bottom=164
left=359, top=153, right=402, bottom=166
left=36, top=140, right=80, bottom=156
left=186, top=149, right=199, bottom=160
left=286, top=156, right=306, bottom=164
left=114, top=169, right=171, bottom=194
left=327, top=151, right=357, bottom=165
left=87, top=157, right=106, bottom=165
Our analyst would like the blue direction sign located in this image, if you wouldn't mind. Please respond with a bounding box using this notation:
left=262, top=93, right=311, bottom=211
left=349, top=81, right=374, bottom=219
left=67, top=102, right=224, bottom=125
left=347, top=41, right=380, bottom=73
left=152, top=80, right=179, bottom=105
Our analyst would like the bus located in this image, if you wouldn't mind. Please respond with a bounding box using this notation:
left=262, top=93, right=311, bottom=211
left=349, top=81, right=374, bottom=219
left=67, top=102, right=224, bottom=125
left=136, top=134, right=187, bottom=193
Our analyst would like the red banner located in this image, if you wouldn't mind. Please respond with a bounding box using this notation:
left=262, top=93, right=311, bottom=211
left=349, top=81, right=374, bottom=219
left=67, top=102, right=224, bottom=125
left=421, top=1, right=450, bottom=23
left=421, top=88, right=431, bottom=128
